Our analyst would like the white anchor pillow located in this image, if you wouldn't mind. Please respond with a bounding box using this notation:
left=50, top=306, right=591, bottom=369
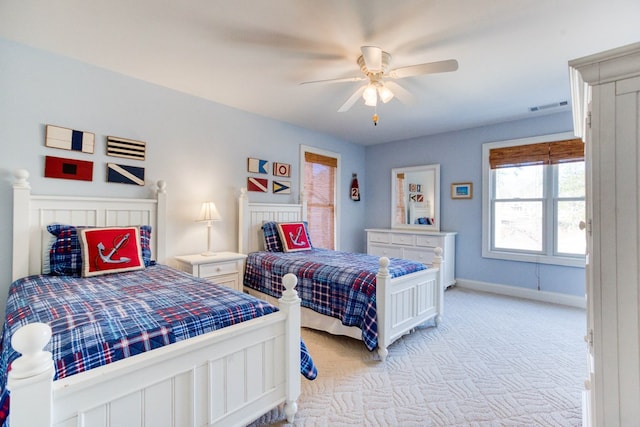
left=276, top=222, right=312, bottom=252
left=79, top=227, right=145, bottom=277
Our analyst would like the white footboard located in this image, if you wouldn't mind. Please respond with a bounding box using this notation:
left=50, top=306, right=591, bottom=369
left=376, top=248, right=444, bottom=361
left=8, top=275, right=301, bottom=427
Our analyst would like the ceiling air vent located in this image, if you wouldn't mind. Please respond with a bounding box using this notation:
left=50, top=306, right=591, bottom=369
left=529, top=100, right=568, bottom=112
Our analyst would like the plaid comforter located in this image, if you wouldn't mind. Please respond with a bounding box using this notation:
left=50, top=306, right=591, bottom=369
left=244, top=249, right=427, bottom=351
left=0, top=264, right=316, bottom=425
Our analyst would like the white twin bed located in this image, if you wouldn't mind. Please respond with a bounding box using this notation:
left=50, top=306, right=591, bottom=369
left=5, top=170, right=303, bottom=427
left=238, top=189, right=445, bottom=361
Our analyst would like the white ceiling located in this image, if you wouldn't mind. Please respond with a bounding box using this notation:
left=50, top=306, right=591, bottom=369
left=1, top=1, right=638, bottom=145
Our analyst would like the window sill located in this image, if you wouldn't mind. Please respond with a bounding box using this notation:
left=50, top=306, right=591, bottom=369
left=482, top=249, right=586, bottom=268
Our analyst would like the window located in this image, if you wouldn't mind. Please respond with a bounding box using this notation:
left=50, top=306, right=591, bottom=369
left=482, top=132, right=586, bottom=267
left=301, top=146, right=340, bottom=250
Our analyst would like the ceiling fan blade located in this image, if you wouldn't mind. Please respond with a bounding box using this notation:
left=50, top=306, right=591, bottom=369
left=384, top=81, right=415, bottom=105
left=338, top=85, right=366, bottom=112
left=300, top=76, right=365, bottom=85
left=389, top=59, right=459, bottom=79
left=361, top=46, right=383, bottom=72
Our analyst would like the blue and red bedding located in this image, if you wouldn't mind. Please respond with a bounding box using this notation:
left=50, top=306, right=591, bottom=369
left=0, top=264, right=316, bottom=425
left=243, top=248, right=427, bottom=351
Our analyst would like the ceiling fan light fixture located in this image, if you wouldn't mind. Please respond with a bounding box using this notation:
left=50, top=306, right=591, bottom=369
left=363, top=84, right=377, bottom=106
left=378, top=85, right=394, bottom=103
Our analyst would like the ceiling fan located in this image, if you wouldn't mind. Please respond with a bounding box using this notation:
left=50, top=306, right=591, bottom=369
left=301, top=46, right=458, bottom=125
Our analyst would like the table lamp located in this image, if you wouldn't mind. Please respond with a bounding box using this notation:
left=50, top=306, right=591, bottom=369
left=196, top=201, right=221, bottom=256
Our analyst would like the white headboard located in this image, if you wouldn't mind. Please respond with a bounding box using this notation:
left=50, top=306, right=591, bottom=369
left=238, top=188, right=306, bottom=254
left=12, top=169, right=167, bottom=281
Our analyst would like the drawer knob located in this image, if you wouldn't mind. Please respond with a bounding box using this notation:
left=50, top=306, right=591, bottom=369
left=216, top=267, right=221, bottom=272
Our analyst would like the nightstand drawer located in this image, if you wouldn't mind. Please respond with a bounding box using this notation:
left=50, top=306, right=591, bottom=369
left=199, top=261, right=238, bottom=278
left=204, top=273, right=239, bottom=289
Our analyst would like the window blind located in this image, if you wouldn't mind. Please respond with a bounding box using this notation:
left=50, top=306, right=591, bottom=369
left=489, top=138, right=584, bottom=169
left=304, top=152, right=338, bottom=168
left=304, top=152, right=337, bottom=249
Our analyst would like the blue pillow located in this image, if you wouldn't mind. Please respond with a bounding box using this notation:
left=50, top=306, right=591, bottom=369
left=48, top=224, right=153, bottom=276
left=261, top=222, right=284, bottom=252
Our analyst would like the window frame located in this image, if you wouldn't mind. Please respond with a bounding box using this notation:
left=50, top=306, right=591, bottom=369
left=299, top=145, right=341, bottom=250
left=482, top=132, right=586, bottom=268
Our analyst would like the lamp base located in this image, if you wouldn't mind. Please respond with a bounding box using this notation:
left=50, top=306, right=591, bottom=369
left=201, top=251, right=217, bottom=257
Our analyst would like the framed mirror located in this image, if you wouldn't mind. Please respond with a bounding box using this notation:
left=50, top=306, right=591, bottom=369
left=391, top=164, right=440, bottom=231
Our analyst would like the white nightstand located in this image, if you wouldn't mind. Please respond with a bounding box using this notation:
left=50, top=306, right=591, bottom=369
left=174, top=252, right=247, bottom=292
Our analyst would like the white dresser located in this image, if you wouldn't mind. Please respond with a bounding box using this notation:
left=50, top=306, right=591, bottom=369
left=366, top=228, right=456, bottom=288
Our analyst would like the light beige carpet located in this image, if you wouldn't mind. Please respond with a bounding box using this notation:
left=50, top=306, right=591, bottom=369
left=250, top=287, right=585, bottom=426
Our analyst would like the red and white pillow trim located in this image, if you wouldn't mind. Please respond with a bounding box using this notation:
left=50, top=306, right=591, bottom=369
left=277, top=222, right=312, bottom=252
left=79, top=227, right=145, bottom=277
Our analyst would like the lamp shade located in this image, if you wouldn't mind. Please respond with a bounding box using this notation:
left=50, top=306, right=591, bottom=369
left=196, top=201, right=221, bottom=222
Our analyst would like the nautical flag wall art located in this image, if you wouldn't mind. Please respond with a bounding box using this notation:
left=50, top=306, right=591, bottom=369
left=247, top=177, right=268, bottom=192
left=273, top=180, right=291, bottom=194
left=273, top=162, right=291, bottom=177
left=45, top=124, right=95, bottom=154
left=247, top=158, right=268, bottom=174
left=107, top=163, right=145, bottom=186
left=44, top=156, right=93, bottom=181
left=106, top=136, right=146, bottom=160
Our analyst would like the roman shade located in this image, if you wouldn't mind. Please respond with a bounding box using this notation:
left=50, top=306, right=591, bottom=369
left=489, top=138, right=584, bottom=169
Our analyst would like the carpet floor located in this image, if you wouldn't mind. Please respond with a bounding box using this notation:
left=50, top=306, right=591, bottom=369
left=250, top=287, right=586, bottom=426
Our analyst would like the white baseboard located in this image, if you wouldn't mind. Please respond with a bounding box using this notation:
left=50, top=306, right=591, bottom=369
left=454, top=278, right=586, bottom=309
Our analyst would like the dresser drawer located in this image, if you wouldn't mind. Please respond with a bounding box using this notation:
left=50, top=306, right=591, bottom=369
left=415, top=235, right=442, bottom=248
left=368, top=232, right=391, bottom=243
left=368, top=244, right=403, bottom=258
left=199, top=261, right=239, bottom=278
left=403, top=248, right=435, bottom=265
left=391, top=233, right=415, bottom=245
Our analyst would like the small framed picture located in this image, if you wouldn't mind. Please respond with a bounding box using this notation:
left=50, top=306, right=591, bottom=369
left=451, top=182, right=473, bottom=199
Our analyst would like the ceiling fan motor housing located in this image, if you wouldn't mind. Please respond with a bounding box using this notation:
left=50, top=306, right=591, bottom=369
left=358, top=51, right=391, bottom=76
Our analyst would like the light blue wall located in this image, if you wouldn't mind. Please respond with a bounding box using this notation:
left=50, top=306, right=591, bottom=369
left=0, top=38, right=366, bottom=313
left=364, top=114, right=585, bottom=297
left=0, top=36, right=584, bottom=320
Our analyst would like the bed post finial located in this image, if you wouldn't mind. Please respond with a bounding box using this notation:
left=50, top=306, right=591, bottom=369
left=9, top=323, right=53, bottom=378
left=14, top=169, right=30, bottom=189
left=7, top=322, right=55, bottom=427
left=378, top=256, right=390, bottom=276
left=281, top=273, right=299, bottom=302
left=156, top=180, right=167, bottom=194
